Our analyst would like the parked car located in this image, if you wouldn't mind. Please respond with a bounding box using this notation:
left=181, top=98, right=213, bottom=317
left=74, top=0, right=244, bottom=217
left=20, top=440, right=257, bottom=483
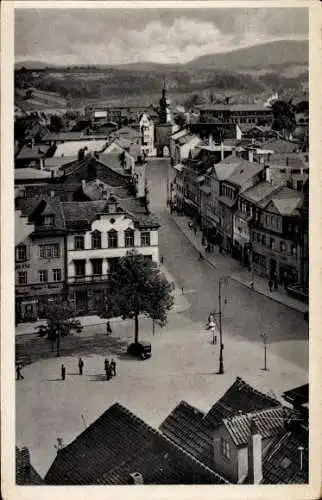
left=127, top=341, right=152, bottom=360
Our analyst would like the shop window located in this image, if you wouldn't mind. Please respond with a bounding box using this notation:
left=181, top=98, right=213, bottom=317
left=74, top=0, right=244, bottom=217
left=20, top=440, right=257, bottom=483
left=17, top=271, right=27, bottom=285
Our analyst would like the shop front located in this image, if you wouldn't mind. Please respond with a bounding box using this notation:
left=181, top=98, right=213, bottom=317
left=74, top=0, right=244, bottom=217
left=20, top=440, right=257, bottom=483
left=16, top=282, right=64, bottom=323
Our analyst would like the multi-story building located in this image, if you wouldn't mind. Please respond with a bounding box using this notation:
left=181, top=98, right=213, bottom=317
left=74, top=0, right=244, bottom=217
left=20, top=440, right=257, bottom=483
left=250, top=186, right=304, bottom=285
left=198, top=104, right=273, bottom=127
left=139, top=113, right=156, bottom=157
left=15, top=198, right=67, bottom=322
left=15, top=193, right=160, bottom=320
left=63, top=196, right=160, bottom=314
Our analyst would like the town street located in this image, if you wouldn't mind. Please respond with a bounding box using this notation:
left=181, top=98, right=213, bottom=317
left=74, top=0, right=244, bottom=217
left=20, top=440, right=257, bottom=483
left=147, top=159, right=308, bottom=370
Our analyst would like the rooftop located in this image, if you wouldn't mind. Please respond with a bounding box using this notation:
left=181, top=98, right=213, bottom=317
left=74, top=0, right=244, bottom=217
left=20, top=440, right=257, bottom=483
left=263, top=187, right=304, bottom=216
left=54, top=139, right=109, bottom=158
left=16, top=144, right=51, bottom=160
left=262, top=138, right=301, bottom=154
left=198, top=104, right=272, bottom=112
left=16, top=447, right=45, bottom=485
left=222, top=406, right=294, bottom=447
left=204, top=377, right=281, bottom=429
left=45, top=403, right=227, bottom=485
left=282, top=384, right=309, bottom=407
left=262, top=429, right=309, bottom=484
left=240, top=181, right=281, bottom=204
left=226, top=160, right=264, bottom=188
left=14, top=168, right=52, bottom=181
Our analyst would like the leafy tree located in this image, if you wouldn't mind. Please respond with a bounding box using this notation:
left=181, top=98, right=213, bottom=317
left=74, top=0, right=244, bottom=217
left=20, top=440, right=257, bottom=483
left=38, top=298, right=82, bottom=356
left=271, top=100, right=296, bottom=136
left=174, top=112, right=187, bottom=129
left=49, top=115, right=64, bottom=133
left=101, top=251, right=174, bottom=343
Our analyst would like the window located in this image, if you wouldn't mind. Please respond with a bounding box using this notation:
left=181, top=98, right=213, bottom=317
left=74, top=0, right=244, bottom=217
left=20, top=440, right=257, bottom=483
left=141, top=231, right=151, bottom=247
left=125, top=228, right=135, bottom=248
left=53, top=269, right=62, bottom=282
left=44, top=215, right=54, bottom=226
left=108, top=257, right=120, bottom=274
left=39, top=270, right=48, bottom=283
left=291, top=244, right=297, bottom=256
left=269, top=238, right=275, bottom=250
left=261, top=234, right=266, bottom=246
left=74, top=235, right=85, bottom=250
left=17, top=271, right=27, bottom=285
left=92, top=259, right=103, bottom=276
left=39, top=244, right=60, bottom=259
left=280, top=241, right=286, bottom=253
left=253, top=252, right=266, bottom=267
left=251, top=232, right=255, bottom=241
left=16, top=244, right=27, bottom=261
left=108, top=229, right=118, bottom=248
left=221, top=438, right=231, bottom=460
left=74, top=260, right=86, bottom=277
left=91, top=231, right=101, bottom=249
left=257, top=233, right=260, bottom=243
left=143, top=255, right=153, bottom=262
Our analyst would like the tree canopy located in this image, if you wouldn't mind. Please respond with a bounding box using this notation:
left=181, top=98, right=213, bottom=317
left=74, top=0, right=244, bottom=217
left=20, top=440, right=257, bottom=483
left=38, top=298, right=82, bottom=356
left=101, top=251, right=174, bottom=343
left=271, top=100, right=296, bottom=136
left=174, top=112, right=187, bottom=129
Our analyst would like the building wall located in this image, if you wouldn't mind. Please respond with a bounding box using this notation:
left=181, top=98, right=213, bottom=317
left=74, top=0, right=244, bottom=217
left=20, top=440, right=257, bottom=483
left=213, top=426, right=239, bottom=483
left=67, top=215, right=159, bottom=281
left=139, top=114, right=155, bottom=157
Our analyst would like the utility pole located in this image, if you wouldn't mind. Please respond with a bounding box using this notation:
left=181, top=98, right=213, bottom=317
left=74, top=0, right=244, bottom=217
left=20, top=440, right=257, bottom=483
left=260, top=333, right=268, bottom=371
left=218, top=278, right=224, bottom=374
left=298, top=446, right=304, bottom=471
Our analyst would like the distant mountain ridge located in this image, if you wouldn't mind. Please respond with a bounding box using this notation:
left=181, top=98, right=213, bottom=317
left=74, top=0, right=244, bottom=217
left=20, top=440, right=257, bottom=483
left=15, top=39, right=308, bottom=72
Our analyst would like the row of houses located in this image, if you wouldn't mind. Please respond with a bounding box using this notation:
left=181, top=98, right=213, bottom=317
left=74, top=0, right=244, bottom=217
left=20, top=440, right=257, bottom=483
left=18, top=377, right=308, bottom=485
left=15, top=152, right=160, bottom=323
left=171, top=139, right=309, bottom=292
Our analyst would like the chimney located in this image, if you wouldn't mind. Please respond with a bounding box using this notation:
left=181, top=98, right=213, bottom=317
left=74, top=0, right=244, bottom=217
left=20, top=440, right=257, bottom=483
left=81, top=179, right=86, bottom=189
left=248, top=150, right=254, bottom=163
left=50, top=190, right=55, bottom=198
left=265, top=165, right=271, bottom=183
left=247, top=419, right=262, bottom=484
left=129, top=472, right=144, bottom=485
left=39, top=158, right=44, bottom=170
left=31, top=138, right=35, bottom=148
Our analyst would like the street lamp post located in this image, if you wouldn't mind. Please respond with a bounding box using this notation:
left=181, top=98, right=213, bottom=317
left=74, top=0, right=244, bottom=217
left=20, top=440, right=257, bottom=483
left=260, top=333, right=268, bottom=371
left=218, top=278, right=225, bottom=374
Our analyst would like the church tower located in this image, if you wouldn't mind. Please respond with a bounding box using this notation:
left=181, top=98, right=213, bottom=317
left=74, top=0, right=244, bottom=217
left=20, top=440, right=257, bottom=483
left=159, top=81, right=168, bottom=124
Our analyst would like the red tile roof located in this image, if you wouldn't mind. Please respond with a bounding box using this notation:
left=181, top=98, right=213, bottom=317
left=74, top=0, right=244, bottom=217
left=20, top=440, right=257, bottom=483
left=205, top=377, right=281, bottom=429
left=45, top=403, right=228, bottom=485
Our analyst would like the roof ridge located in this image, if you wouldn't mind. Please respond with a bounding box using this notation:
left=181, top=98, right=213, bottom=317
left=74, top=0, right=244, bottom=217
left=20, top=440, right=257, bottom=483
left=235, top=377, right=281, bottom=405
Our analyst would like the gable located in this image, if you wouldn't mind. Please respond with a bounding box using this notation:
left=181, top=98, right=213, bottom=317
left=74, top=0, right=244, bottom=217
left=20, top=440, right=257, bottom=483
left=263, top=200, right=280, bottom=214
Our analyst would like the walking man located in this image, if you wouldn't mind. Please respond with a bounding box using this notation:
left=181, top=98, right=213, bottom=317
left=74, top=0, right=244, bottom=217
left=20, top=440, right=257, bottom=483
left=61, top=364, right=66, bottom=381
left=268, top=279, right=273, bottom=293
left=160, top=255, right=164, bottom=264
left=194, top=226, right=197, bottom=236
left=16, top=363, right=24, bottom=381
left=78, top=357, right=84, bottom=376
left=106, top=321, right=112, bottom=336
left=110, top=359, right=116, bottom=377
left=104, top=358, right=110, bottom=380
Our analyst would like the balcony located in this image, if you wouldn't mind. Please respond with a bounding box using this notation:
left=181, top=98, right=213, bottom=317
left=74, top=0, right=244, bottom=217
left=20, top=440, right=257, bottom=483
left=68, top=274, right=109, bottom=284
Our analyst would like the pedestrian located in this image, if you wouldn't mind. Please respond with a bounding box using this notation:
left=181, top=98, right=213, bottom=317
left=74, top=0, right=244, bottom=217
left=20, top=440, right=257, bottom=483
left=106, top=321, right=112, bottom=336
left=104, top=358, right=110, bottom=380
left=110, top=359, right=116, bottom=377
left=61, top=364, right=66, bottom=381
left=194, top=226, right=197, bottom=235
left=273, top=272, right=278, bottom=290
left=199, top=252, right=204, bottom=261
left=268, top=279, right=273, bottom=293
left=160, top=255, right=164, bottom=264
left=16, top=363, right=24, bottom=381
left=181, top=287, right=184, bottom=294
left=78, top=357, right=84, bottom=375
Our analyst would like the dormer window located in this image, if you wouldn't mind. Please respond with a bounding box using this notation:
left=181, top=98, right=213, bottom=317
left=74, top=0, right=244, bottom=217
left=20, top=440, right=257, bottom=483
left=44, top=215, right=54, bottom=226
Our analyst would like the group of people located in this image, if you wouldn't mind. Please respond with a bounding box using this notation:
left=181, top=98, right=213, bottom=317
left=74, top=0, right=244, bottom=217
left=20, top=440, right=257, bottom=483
left=59, top=356, right=117, bottom=381
left=104, top=358, right=116, bottom=380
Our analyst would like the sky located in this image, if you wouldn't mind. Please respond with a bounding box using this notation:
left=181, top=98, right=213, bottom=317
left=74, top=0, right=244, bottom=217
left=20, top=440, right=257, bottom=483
left=15, top=8, right=309, bottom=65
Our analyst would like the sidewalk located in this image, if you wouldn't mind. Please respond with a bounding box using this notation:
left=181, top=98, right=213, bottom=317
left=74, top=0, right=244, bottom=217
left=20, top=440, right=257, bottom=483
left=171, top=212, right=307, bottom=314
left=15, top=265, right=191, bottom=336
